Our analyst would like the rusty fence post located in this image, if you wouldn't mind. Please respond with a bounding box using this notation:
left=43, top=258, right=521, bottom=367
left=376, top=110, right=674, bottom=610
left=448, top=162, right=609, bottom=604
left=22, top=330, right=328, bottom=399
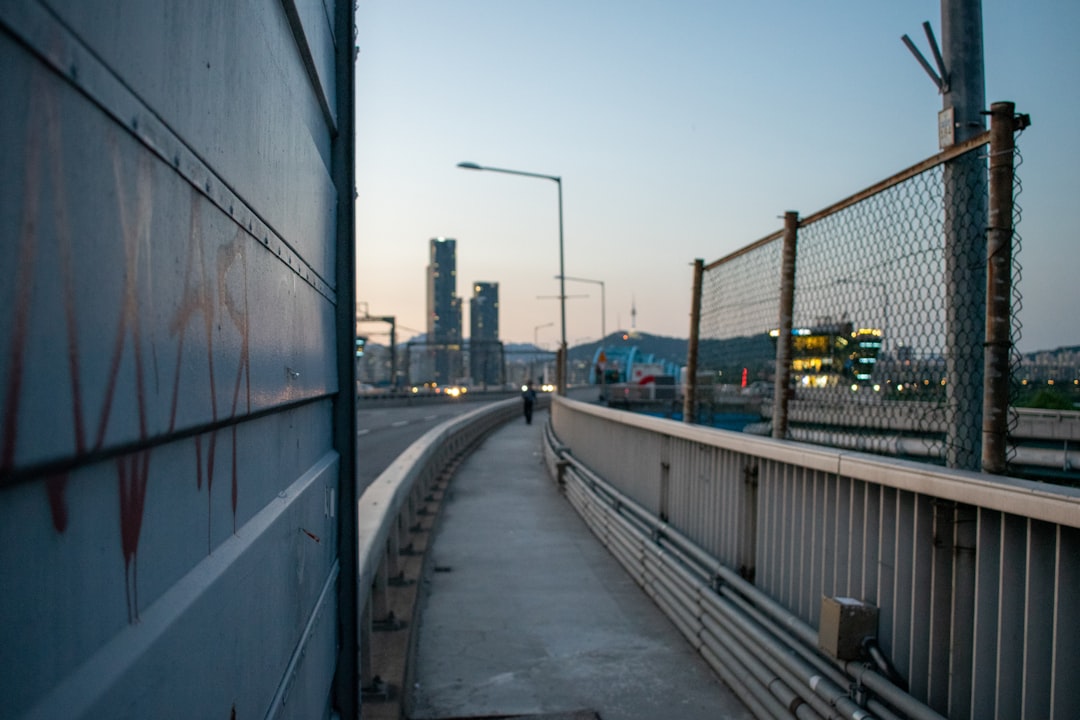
left=684, top=259, right=704, bottom=424
left=772, top=211, right=798, bottom=440
left=981, top=101, right=1018, bottom=474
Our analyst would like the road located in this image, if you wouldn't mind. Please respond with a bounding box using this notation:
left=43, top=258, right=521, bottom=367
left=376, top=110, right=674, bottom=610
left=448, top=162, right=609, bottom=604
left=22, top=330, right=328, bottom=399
left=356, top=399, right=499, bottom=488
left=355, top=387, right=599, bottom=488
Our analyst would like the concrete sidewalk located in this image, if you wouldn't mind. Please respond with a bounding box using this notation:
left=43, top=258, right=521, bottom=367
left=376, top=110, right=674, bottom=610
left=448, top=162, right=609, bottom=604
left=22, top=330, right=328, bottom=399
left=409, top=409, right=753, bottom=720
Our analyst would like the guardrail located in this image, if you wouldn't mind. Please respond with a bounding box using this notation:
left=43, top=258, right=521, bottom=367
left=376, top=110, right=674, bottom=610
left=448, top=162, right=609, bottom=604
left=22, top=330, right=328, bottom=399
left=355, top=395, right=547, bottom=707
left=548, top=396, right=1080, bottom=720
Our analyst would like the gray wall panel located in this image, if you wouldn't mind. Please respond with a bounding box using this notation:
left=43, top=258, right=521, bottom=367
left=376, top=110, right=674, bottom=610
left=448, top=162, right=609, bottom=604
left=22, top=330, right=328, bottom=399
left=0, top=34, right=335, bottom=472
left=41, top=0, right=337, bottom=284
left=0, top=1, right=354, bottom=717
left=0, top=404, right=337, bottom=717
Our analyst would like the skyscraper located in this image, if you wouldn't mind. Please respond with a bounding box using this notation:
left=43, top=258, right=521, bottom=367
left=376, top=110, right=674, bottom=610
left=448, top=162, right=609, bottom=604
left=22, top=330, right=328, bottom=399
left=426, top=238, right=461, bottom=384
left=469, top=282, right=500, bottom=386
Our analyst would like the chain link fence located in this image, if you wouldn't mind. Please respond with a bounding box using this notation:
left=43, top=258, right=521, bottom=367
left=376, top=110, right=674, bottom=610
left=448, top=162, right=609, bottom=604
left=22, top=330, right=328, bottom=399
left=688, top=103, right=1029, bottom=474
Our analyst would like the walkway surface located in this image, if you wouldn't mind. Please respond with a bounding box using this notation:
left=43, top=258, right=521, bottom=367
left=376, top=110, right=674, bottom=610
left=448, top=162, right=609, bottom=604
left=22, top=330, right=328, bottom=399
left=409, top=409, right=754, bottom=720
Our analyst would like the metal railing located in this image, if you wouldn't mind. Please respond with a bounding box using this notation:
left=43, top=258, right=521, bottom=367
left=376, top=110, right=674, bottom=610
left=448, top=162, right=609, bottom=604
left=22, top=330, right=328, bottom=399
left=550, top=396, right=1080, bottom=719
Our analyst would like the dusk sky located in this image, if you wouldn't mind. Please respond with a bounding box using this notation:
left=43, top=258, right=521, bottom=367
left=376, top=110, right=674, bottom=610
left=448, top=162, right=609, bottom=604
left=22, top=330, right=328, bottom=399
left=354, top=1, right=1079, bottom=352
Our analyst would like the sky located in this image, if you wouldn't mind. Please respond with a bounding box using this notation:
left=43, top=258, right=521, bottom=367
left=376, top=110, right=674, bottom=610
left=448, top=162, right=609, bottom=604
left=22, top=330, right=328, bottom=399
left=354, top=1, right=1080, bottom=353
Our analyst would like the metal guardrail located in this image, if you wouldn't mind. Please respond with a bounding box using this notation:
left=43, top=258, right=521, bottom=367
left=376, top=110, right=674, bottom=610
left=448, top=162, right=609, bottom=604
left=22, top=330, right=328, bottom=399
left=355, top=395, right=547, bottom=701
left=549, top=396, right=1080, bottom=719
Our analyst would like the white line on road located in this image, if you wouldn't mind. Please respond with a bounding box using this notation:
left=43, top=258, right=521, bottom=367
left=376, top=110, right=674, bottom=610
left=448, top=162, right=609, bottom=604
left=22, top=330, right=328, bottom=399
left=358, top=429, right=370, bottom=436
left=391, top=420, right=409, bottom=427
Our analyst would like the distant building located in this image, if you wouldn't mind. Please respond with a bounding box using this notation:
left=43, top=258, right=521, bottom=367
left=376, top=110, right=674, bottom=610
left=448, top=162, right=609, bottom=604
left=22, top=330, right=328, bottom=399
left=469, top=282, right=500, bottom=386
left=768, top=321, right=882, bottom=387
left=426, top=238, right=461, bottom=384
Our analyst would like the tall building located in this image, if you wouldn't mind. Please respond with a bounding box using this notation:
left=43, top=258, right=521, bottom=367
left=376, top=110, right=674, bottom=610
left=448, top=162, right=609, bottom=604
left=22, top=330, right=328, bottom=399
left=426, top=238, right=461, bottom=384
left=469, top=282, right=500, bottom=386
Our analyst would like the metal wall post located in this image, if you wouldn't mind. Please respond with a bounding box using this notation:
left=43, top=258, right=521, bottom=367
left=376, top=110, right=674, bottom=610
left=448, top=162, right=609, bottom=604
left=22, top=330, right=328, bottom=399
left=684, top=259, right=704, bottom=424
left=981, top=101, right=1017, bottom=474
left=772, top=212, right=798, bottom=440
left=389, top=321, right=397, bottom=390
left=942, top=0, right=988, bottom=470
left=331, top=1, right=359, bottom=714
left=359, top=600, right=374, bottom=691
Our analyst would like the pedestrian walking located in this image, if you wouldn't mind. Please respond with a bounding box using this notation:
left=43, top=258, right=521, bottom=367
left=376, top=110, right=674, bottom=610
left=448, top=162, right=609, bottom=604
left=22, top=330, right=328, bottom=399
left=522, top=380, right=537, bottom=424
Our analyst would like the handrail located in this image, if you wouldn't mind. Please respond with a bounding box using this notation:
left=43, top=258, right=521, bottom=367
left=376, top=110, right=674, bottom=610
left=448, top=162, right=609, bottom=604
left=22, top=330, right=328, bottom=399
left=557, top=397, right=1080, bottom=528
left=543, top=415, right=947, bottom=720
left=550, top=395, right=1080, bottom=718
left=357, top=398, right=517, bottom=599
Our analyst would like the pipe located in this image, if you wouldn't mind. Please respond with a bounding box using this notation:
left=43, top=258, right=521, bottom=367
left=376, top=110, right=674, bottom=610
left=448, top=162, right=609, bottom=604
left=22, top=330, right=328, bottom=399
left=701, top=613, right=829, bottom=720
left=700, top=641, right=787, bottom=720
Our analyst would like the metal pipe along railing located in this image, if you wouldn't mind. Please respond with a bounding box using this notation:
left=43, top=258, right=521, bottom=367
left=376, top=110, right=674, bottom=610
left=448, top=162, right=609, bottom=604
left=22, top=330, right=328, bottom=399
left=543, top=422, right=948, bottom=720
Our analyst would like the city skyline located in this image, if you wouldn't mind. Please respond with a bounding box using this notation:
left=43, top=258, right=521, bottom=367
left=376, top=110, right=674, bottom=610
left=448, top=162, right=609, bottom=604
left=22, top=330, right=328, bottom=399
left=355, top=1, right=1080, bottom=352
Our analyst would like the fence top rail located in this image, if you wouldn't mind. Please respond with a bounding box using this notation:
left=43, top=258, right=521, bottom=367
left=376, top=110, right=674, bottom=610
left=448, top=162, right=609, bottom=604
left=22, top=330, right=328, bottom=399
left=703, top=229, right=784, bottom=272
left=555, top=396, right=1080, bottom=528
left=701, top=129, right=992, bottom=271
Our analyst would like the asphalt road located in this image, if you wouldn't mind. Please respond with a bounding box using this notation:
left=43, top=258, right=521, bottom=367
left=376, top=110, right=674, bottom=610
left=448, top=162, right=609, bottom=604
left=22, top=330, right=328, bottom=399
left=355, top=387, right=599, bottom=489
left=356, top=399, right=496, bottom=488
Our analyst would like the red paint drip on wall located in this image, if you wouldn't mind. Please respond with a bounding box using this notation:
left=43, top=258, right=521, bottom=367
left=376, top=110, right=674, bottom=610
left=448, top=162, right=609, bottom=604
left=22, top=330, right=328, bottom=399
left=220, top=230, right=251, bottom=532
left=45, top=474, right=70, bottom=533
left=1, top=79, right=45, bottom=477
left=117, top=451, right=150, bottom=622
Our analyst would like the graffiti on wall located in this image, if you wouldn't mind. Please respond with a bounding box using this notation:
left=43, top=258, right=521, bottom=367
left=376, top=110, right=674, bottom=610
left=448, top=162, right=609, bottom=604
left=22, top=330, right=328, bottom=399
left=2, top=69, right=253, bottom=621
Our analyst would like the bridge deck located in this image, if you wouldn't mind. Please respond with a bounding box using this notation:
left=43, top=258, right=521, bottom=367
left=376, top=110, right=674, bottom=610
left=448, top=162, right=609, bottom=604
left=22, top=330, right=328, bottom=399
left=409, top=409, right=753, bottom=720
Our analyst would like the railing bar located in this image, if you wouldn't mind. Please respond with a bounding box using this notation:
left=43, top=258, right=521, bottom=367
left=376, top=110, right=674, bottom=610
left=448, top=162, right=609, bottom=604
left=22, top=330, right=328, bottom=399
left=994, top=514, right=1026, bottom=718
left=704, top=230, right=784, bottom=272
left=862, top=484, right=880, bottom=604
left=798, top=131, right=990, bottom=228
left=1022, top=519, right=1055, bottom=719
left=909, top=495, right=935, bottom=700
left=970, top=509, right=1001, bottom=719
left=893, top=492, right=916, bottom=683
left=1051, top=525, right=1080, bottom=718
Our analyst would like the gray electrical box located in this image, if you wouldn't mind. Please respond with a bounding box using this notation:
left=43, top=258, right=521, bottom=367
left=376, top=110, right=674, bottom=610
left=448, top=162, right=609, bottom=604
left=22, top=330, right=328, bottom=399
left=819, top=596, right=878, bottom=660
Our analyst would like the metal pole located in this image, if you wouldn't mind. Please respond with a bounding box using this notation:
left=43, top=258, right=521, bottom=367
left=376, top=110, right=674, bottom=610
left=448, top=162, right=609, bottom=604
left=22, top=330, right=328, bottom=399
left=500, top=342, right=506, bottom=387
left=684, top=259, right=704, bottom=424
left=942, top=0, right=987, bottom=470
left=558, top=277, right=606, bottom=345
left=389, top=320, right=397, bottom=390
left=331, top=0, right=358, bottom=713
left=772, top=212, right=798, bottom=440
left=557, top=178, right=567, bottom=395
left=458, top=162, right=566, bottom=392
left=981, top=101, right=1016, bottom=474
left=600, top=281, right=605, bottom=341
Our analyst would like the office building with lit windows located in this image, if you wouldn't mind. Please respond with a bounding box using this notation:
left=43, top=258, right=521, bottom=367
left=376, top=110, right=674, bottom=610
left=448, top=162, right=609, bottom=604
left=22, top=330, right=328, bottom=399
left=426, top=238, right=461, bottom=384
left=768, top=321, right=883, bottom=387
left=469, top=282, right=500, bottom=386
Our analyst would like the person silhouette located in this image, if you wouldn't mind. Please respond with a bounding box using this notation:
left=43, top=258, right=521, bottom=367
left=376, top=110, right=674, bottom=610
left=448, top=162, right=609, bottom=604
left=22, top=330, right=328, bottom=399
left=522, top=380, right=537, bottom=424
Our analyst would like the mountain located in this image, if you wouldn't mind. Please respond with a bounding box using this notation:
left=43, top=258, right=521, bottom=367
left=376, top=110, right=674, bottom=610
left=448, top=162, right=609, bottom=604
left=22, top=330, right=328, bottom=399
left=568, top=331, right=690, bottom=365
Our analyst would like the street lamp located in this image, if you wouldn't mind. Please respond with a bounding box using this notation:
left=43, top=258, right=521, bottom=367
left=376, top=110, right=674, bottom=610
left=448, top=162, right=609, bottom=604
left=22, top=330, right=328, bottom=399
left=532, top=322, right=555, bottom=389
left=534, top=322, right=554, bottom=347
left=557, top=275, right=605, bottom=342
left=459, top=161, right=567, bottom=394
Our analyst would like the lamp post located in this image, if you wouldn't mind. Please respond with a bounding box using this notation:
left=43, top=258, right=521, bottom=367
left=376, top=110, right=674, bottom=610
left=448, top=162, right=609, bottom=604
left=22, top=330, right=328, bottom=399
left=557, top=275, right=605, bottom=342
left=459, top=161, right=567, bottom=395
left=533, top=322, right=554, bottom=389
left=534, top=322, right=554, bottom=347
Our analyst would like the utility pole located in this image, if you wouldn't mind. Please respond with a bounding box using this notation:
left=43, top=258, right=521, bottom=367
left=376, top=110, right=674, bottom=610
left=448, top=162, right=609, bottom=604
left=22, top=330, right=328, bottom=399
left=903, top=1, right=988, bottom=469
left=941, top=0, right=987, bottom=470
